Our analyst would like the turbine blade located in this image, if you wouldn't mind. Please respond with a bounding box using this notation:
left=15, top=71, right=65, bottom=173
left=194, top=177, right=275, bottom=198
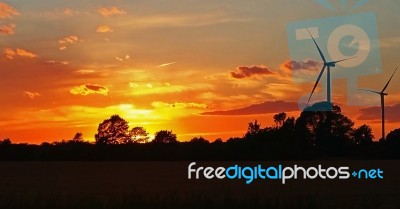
left=306, top=65, right=326, bottom=107
left=334, top=56, right=357, bottom=63
left=382, top=67, right=398, bottom=93
left=351, top=0, right=369, bottom=11
left=306, top=28, right=327, bottom=63
left=315, top=0, right=337, bottom=12
left=358, top=88, right=381, bottom=95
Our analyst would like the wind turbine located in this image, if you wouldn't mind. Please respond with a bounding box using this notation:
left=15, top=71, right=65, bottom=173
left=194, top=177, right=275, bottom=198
left=305, top=28, right=355, bottom=107
left=359, top=67, right=398, bottom=140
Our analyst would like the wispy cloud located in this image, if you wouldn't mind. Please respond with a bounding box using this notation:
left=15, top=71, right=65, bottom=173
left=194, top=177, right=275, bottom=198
left=119, top=13, right=250, bottom=29
left=358, top=103, right=400, bottom=123
left=23, top=91, right=41, bottom=99
left=380, top=36, right=400, bottom=48
left=3, top=48, right=37, bottom=59
left=96, top=25, right=113, bottom=33
left=16, top=48, right=37, bottom=58
left=115, top=54, right=130, bottom=62
left=0, top=2, right=20, bottom=19
left=45, top=60, right=69, bottom=65
left=74, top=69, right=95, bottom=74
left=98, top=6, right=126, bottom=17
left=0, top=3, right=19, bottom=36
left=70, top=84, right=109, bottom=96
left=129, top=83, right=214, bottom=96
left=58, top=35, right=80, bottom=50
left=156, top=62, right=177, bottom=68
left=152, top=102, right=208, bottom=109
left=202, top=101, right=298, bottom=116
left=0, top=23, right=15, bottom=35
left=63, top=8, right=78, bottom=16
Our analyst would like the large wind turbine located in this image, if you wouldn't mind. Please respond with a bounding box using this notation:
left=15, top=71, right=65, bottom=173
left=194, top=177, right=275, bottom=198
left=306, top=29, right=355, bottom=107
left=359, top=67, right=398, bottom=140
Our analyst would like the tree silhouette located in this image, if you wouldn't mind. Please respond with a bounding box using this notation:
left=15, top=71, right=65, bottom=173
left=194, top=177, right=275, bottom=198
left=213, top=138, right=223, bottom=144
left=245, top=120, right=261, bottom=139
left=273, top=112, right=287, bottom=127
left=72, top=132, right=84, bottom=141
left=386, top=128, right=400, bottom=144
left=352, top=125, right=373, bottom=145
left=295, top=102, right=354, bottom=150
left=129, top=127, right=150, bottom=143
left=0, top=138, right=11, bottom=145
left=190, top=137, right=209, bottom=144
left=95, top=115, right=130, bottom=145
left=153, top=130, right=177, bottom=143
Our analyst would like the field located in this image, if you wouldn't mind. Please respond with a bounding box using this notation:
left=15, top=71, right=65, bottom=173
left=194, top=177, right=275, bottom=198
left=0, top=161, right=399, bottom=209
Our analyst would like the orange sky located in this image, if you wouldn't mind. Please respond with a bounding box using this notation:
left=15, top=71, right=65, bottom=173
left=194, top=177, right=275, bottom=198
left=0, top=0, right=399, bottom=143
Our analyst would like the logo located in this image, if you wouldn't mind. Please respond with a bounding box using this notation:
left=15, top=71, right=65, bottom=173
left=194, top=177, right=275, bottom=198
left=286, top=0, right=382, bottom=110
left=188, top=162, right=384, bottom=185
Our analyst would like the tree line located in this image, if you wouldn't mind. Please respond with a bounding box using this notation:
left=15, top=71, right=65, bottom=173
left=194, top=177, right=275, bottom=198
left=1, top=102, right=400, bottom=160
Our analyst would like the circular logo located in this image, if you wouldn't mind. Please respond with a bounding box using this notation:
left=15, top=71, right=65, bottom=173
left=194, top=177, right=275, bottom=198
left=328, top=24, right=371, bottom=68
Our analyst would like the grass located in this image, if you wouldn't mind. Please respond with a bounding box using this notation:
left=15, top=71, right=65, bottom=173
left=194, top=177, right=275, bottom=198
left=0, top=193, right=396, bottom=209
left=0, top=162, right=399, bottom=209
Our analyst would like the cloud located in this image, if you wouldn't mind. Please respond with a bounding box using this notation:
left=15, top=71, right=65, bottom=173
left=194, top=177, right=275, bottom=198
left=23, top=91, right=41, bottom=99
left=63, top=8, right=78, bottom=16
left=96, top=25, right=113, bottom=33
left=70, top=84, right=109, bottom=96
left=98, top=6, right=126, bottom=17
left=280, top=59, right=321, bottom=71
left=3, top=48, right=15, bottom=59
left=0, top=2, right=20, bottom=19
left=380, top=36, right=400, bottom=48
left=230, top=65, right=274, bottom=79
left=74, top=69, right=95, bottom=74
left=3, top=48, right=37, bottom=59
left=358, top=103, right=400, bottom=123
left=129, top=83, right=214, bottom=96
left=118, top=13, right=250, bottom=29
left=115, top=54, right=130, bottom=61
left=45, top=60, right=69, bottom=65
left=202, top=101, right=298, bottom=115
left=152, top=102, right=208, bottom=109
left=16, top=48, right=37, bottom=58
left=156, top=62, right=176, bottom=68
left=129, top=82, right=139, bottom=88
left=58, top=35, right=80, bottom=50
left=0, top=23, right=15, bottom=35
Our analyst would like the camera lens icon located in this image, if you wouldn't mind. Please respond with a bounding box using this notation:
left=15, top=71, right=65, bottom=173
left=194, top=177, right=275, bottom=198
left=328, top=24, right=371, bottom=68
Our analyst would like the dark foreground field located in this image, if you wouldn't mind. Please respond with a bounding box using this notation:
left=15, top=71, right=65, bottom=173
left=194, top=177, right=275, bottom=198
left=0, top=161, right=399, bottom=209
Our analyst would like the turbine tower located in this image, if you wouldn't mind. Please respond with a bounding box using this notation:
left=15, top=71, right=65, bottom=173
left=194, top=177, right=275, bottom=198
left=359, top=67, right=398, bottom=140
left=306, top=29, right=354, bottom=107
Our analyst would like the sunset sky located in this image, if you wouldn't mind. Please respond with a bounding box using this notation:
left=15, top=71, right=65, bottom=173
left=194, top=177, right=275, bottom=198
left=1, top=0, right=399, bottom=143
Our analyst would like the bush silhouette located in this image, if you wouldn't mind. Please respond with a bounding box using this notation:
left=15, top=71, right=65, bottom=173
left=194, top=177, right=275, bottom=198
left=153, top=130, right=177, bottom=144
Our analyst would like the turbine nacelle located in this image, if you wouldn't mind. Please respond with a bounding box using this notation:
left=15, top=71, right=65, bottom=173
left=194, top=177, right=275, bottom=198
left=326, top=62, right=336, bottom=67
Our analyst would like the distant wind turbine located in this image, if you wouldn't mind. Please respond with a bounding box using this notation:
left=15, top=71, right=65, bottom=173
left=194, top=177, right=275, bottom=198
left=359, top=67, right=398, bottom=140
left=306, top=28, right=355, bottom=107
